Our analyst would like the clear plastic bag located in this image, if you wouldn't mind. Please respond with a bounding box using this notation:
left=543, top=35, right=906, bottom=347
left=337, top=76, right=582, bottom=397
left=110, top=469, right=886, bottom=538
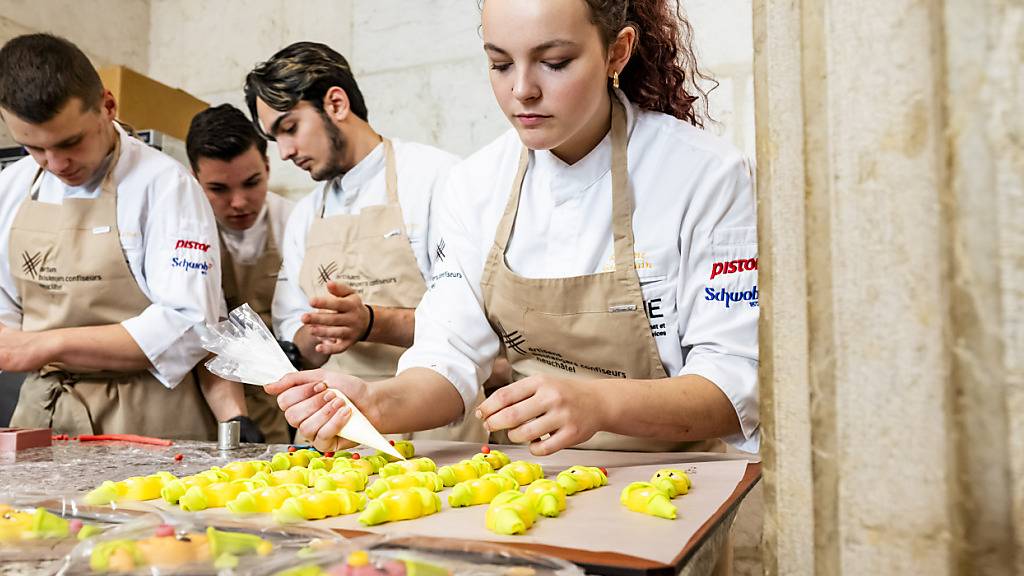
left=197, top=303, right=295, bottom=387
left=58, top=513, right=346, bottom=575
left=255, top=533, right=586, bottom=576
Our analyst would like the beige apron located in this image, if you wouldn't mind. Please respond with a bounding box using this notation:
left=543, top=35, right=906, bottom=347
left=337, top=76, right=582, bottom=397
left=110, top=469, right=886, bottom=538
left=298, top=139, right=486, bottom=442
left=480, top=99, right=721, bottom=453
left=219, top=214, right=291, bottom=443
left=8, top=137, right=217, bottom=440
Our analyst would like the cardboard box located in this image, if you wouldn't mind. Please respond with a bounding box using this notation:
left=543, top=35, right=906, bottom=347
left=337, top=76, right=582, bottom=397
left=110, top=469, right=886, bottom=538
left=98, top=65, right=208, bottom=142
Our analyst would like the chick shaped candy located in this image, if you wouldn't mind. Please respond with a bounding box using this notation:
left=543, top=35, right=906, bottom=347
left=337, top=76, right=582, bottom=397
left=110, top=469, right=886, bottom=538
left=620, top=482, right=677, bottom=519
left=365, top=454, right=391, bottom=473
left=378, top=440, right=415, bottom=462
left=472, top=448, right=511, bottom=471
left=358, top=487, right=441, bottom=526
left=274, top=489, right=367, bottom=523
left=448, top=473, right=519, bottom=508
left=498, top=461, right=544, bottom=486
left=651, top=468, right=691, bottom=498
left=379, top=457, right=437, bottom=478
left=366, top=471, right=444, bottom=499
left=271, top=449, right=320, bottom=471
left=556, top=465, right=607, bottom=495
left=252, top=466, right=313, bottom=487
left=437, top=459, right=493, bottom=487
left=485, top=490, right=537, bottom=535
left=0, top=507, right=70, bottom=541
left=310, top=468, right=369, bottom=493
left=226, top=484, right=308, bottom=515
left=86, top=471, right=177, bottom=505
left=216, top=460, right=273, bottom=481
left=179, top=480, right=257, bottom=512
left=161, top=469, right=229, bottom=504
left=331, top=457, right=376, bottom=478
left=524, top=479, right=568, bottom=517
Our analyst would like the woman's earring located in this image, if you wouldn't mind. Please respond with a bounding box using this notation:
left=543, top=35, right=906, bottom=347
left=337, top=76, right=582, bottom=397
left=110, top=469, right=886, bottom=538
left=612, top=71, right=620, bottom=89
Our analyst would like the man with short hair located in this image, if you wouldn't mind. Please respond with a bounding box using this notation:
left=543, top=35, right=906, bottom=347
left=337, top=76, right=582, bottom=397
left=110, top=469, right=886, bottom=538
left=0, top=33, right=245, bottom=438
left=245, top=42, right=486, bottom=441
left=187, top=103, right=294, bottom=443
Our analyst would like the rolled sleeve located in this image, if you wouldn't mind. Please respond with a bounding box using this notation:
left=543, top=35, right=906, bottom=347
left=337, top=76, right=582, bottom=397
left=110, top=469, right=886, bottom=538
left=127, top=170, right=223, bottom=388
left=676, top=154, right=760, bottom=452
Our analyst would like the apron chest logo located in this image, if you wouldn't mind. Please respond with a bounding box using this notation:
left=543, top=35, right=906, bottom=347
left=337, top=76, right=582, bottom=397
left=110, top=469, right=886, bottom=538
left=316, top=261, right=339, bottom=285
left=497, top=324, right=527, bottom=355
left=20, top=251, right=42, bottom=279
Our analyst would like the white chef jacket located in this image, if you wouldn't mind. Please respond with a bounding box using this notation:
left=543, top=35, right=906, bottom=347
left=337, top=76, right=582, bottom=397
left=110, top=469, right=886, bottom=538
left=219, top=191, right=294, bottom=266
left=398, top=91, right=760, bottom=453
left=0, top=123, right=225, bottom=389
left=273, top=139, right=459, bottom=342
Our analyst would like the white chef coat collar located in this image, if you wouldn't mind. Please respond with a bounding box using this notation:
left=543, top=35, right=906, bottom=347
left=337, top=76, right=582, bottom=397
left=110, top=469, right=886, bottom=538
left=329, top=139, right=385, bottom=198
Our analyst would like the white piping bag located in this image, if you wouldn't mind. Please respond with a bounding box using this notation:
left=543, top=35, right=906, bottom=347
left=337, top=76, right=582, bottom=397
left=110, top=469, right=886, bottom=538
left=196, top=304, right=404, bottom=460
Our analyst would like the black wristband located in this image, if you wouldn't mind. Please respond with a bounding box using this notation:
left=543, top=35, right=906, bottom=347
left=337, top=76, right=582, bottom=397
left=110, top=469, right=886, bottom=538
left=359, top=304, right=375, bottom=342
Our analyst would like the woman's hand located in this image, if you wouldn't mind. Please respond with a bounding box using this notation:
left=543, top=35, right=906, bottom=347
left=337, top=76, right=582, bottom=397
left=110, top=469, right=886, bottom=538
left=265, top=368, right=376, bottom=452
left=476, top=374, right=611, bottom=456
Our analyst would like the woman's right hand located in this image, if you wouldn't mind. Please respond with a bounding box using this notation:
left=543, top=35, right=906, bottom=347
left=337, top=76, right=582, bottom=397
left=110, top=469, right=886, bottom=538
left=265, top=368, right=373, bottom=452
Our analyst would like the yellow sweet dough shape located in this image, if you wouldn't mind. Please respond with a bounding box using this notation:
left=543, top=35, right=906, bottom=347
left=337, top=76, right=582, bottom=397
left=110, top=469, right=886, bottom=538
left=524, top=479, right=568, bottom=517
left=161, top=469, right=230, bottom=504
left=86, top=472, right=177, bottom=505
left=0, top=506, right=70, bottom=541
left=215, top=460, right=273, bottom=481
left=89, top=526, right=272, bottom=572
left=364, top=454, right=390, bottom=473
left=271, top=449, right=320, bottom=471
left=226, top=484, right=308, bottom=515
left=472, top=449, right=511, bottom=470
left=251, top=466, right=313, bottom=487
left=379, top=457, right=437, bottom=478
left=357, top=486, right=441, bottom=526
left=378, top=440, right=415, bottom=462
left=485, top=490, right=537, bottom=535
left=366, top=471, right=443, bottom=499
left=555, top=465, right=607, bottom=495
left=650, top=468, right=691, bottom=498
left=330, top=457, right=376, bottom=477
left=309, top=468, right=369, bottom=493
left=274, top=489, right=367, bottom=523
left=498, top=461, right=544, bottom=486
left=437, top=459, right=494, bottom=487
left=447, top=473, right=519, bottom=507
left=620, top=482, right=677, bottom=519
left=179, top=480, right=260, bottom=512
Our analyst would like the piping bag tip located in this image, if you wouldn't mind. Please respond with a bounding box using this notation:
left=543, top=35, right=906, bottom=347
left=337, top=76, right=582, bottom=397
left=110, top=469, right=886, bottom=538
left=336, top=396, right=405, bottom=461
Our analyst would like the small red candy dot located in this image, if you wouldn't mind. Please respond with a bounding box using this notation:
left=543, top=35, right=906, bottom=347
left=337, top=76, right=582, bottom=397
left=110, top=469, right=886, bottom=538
left=325, top=451, right=335, bottom=458
left=351, top=452, right=360, bottom=460
left=155, top=524, right=175, bottom=538
left=173, top=453, right=184, bottom=462
left=288, top=446, right=298, bottom=453
left=481, top=445, right=491, bottom=454
left=389, top=440, right=395, bottom=446
left=599, top=467, right=608, bottom=476
left=68, top=519, right=83, bottom=534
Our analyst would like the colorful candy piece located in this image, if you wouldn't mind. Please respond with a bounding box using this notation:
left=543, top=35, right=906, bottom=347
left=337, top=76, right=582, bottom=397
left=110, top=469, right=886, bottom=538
left=448, top=473, right=519, bottom=507
left=485, top=490, right=537, bottom=535
left=366, top=471, right=444, bottom=498
left=89, top=527, right=272, bottom=572
left=620, top=482, right=677, bottom=519
left=161, top=469, right=229, bottom=504
left=0, top=507, right=70, bottom=541
left=331, top=457, right=376, bottom=477
left=357, top=487, right=441, bottom=526
left=524, top=479, right=567, bottom=517
left=271, top=449, right=320, bottom=471
left=179, top=481, right=254, bottom=511
left=216, top=460, right=272, bottom=480
left=555, top=465, right=607, bottom=495
left=252, top=466, right=313, bottom=487
left=274, top=490, right=367, bottom=523
left=498, top=460, right=544, bottom=486
left=308, top=456, right=337, bottom=471
left=309, top=468, right=369, bottom=493
left=377, top=440, right=415, bottom=462
left=472, top=448, right=511, bottom=471
left=379, top=457, right=437, bottom=478
left=436, top=459, right=493, bottom=487
left=86, top=472, right=177, bottom=505
left=226, top=484, right=308, bottom=514
left=651, top=468, right=691, bottom=498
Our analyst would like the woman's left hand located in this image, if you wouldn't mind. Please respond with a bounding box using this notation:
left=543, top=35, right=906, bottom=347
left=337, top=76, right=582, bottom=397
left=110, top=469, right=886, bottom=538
left=475, top=374, right=610, bottom=456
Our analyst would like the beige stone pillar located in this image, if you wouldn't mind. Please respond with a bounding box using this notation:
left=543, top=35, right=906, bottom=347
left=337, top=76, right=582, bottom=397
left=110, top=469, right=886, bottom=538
left=754, top=0, right=1023, bottom=574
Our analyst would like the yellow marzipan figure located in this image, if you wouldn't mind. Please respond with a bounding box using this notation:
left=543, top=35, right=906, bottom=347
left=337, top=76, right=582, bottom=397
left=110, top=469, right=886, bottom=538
left=274, top=489, right=367, bottom=523
left=366, top=471, right=443, bottom=498
left=379, top=457, right=437, bottom=478
left=226, top=484, right=308, bottom=515
left=472, top=448, right=510, bottom=470
left=437, top=459, right=493, bottom=487
left=357, top=487, right=441, bottom=526
left=485, top=490, right=537, bottom=535
left=556, top=466, right=607, bottom=495
left=499, top=461, right=544, bottom=486
left=86, top=472, right=176, bottom=505
left=524, top=479, right=567, bottom=517
left=448, top=473, right=519, bottom=507
left=650, top=468, right=691, bottom=498
left=620, top=481, right=677, bottom=519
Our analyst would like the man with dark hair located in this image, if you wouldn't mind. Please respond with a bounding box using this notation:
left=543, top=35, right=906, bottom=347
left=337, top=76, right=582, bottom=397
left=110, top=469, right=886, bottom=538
left=187, top=103, right=294, bottom=443
left=245, top=42, right=486, bottom=442
left=0, top=33, right=247, bottom=439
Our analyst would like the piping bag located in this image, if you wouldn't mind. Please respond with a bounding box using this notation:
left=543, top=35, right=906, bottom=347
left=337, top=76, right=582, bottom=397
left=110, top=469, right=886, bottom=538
left=196, top=304, right=404, bottom=460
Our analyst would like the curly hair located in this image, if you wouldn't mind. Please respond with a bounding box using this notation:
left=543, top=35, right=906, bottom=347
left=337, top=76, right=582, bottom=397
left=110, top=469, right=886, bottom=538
left=584, top=0, right=715, bottom=127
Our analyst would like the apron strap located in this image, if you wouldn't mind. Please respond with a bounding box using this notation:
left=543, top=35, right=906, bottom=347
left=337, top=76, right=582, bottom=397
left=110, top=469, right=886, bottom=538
left=382, top=138, right=400, bottom=206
